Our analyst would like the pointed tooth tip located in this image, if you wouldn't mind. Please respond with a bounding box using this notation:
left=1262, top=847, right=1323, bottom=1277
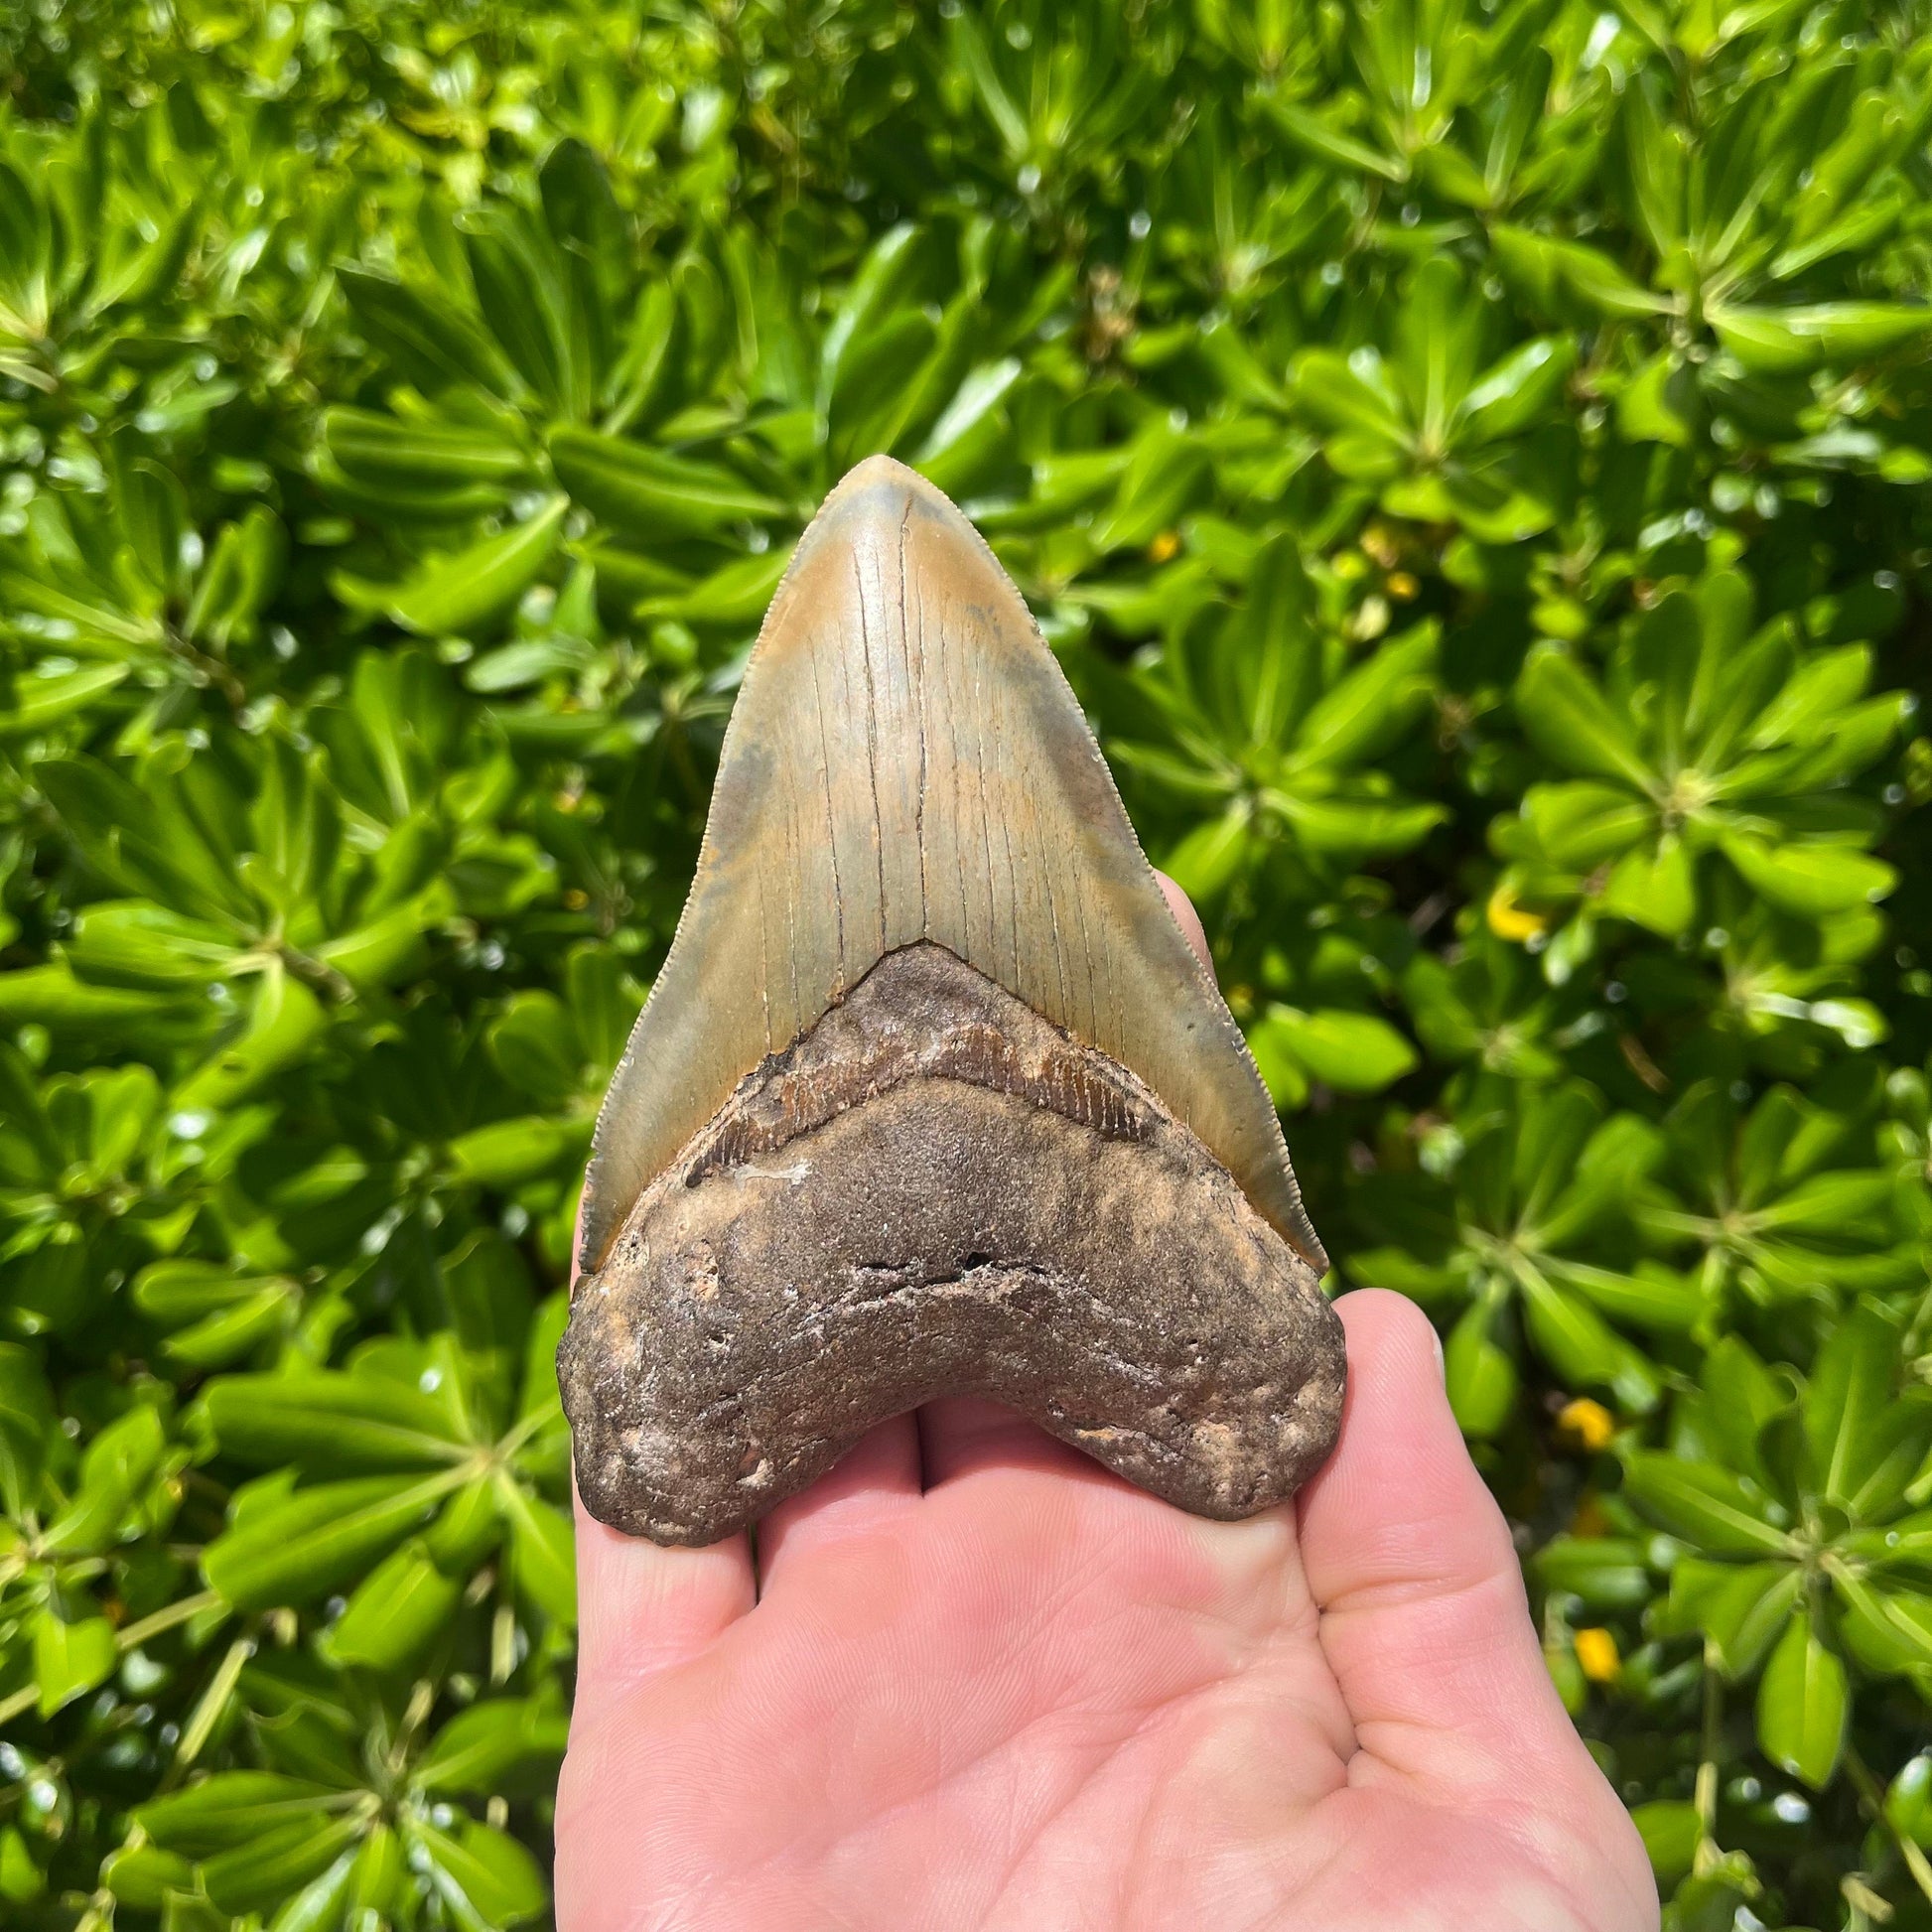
left=776, top=455, right=992, bottom=604
left=817, top=454, right=960, bottom=529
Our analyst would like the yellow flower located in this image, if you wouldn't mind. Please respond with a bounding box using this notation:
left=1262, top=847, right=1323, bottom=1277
left=1486, top=883, right=1548, bottom=943
left=1146, top=529, right=1182, bottom=564
left=1558, top=1398, right=1616, bottom=1453
left=1574, top=1628, right=1620, bottom=1683
left=1361, top=522, right=1401, bottom=568
left=1386, top=570, right=1420, bottom=600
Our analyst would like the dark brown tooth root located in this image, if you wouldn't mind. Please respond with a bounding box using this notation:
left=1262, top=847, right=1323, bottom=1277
left=562, top=945, right=1344, bottom=1546
left=563, top=457, right=1344, bottom=1547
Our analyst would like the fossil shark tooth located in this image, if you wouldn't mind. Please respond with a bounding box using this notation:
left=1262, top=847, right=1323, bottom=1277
left=562, top=456, right=1344, bottom=1546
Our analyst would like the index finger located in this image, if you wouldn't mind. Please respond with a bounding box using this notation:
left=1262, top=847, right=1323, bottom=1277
left=567, top=1193, right=756, bottom=1693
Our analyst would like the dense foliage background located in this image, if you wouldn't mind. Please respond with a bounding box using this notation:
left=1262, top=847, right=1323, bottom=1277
left=3, top=0, right=1932, bottom=1925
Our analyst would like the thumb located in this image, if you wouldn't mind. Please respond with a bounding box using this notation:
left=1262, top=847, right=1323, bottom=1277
left=1297, top=1292, right=1601, bottom=1800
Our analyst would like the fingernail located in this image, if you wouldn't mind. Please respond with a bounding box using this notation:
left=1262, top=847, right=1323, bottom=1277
left=1430, top=1324, right=1446, bottom=1383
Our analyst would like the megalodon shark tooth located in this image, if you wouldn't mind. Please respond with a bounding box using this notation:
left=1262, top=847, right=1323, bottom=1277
left=561, top=456, right=1344, bottom=1546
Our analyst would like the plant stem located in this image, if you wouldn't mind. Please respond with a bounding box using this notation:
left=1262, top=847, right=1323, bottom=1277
left=1693, top=1640, right=1724, bottom=1876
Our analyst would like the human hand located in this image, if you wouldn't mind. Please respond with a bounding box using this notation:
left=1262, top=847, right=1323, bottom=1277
left=555, top=891, right=1658, bottom=1932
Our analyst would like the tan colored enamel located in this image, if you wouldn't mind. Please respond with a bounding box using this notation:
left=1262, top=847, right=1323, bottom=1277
left=579, top=456, right=1326, bottom=1275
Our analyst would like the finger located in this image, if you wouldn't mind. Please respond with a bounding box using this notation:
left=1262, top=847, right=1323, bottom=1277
left=567, top=1189, right=756, bottom=1692
left=1154, top=868, right=1213, bottom=975
left=916, top=1395, right=1100, bottom=1491
left=1297, top=1291, right=1594, bottom=1791
left=572, top=1476, right=756, bottom=1689
left=754, top=1414, right=921, bottom=1587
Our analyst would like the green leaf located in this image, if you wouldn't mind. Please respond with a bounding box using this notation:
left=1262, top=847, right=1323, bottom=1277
left=1445, top=1295, right=1518, bottom=1440
left=1720, top=833, right=1894, bottom=916
left=0, top=1346, right=55, bottom=1517
left=1803, top=1305, right=1900, bottom=1511
left=1489, top=224, right=1672, bottom=321
left=1518, top=1270, right=1659, bottom=1413
left=1556, top=1260, right=1703, bottom=1336
left=448, top=1115, right=578, bottom=1186
left=548, top=427, right=784, bottom=538
left=1533, top=1537, right=1653, bottom=1611
left=320, top=1539, right=463, bottom=1673
left=202, top=1814, right=368, bottom=1916
left=205, top=1370, right=468, bottom=1475
left=1599, top=836, right=1696, bottom=937
left=136, top=1773, right=344, bottom=1855
left=336, top=267, right=512, bottom=396
left=136, top=1263, right=300, bottom=1369
left=639, top=545, right=792, bottom=624
left=1296, top=625, right=1438, bottom=767
left=1621, top=1453, right=1790, bottom=1557
left=1710, top=302, right=1932, bottom=374
left=265, top=1846, right=360, bottom=1932
left=414, top=1696, right=568, bottom=1798
left=66, top=900, right=244, bottom=988
left=1161, top=808, right=1255, bottom=902
left=496, top=1477, right=576, bottom=1626
left=34, top=1607, right=117, bottom=1717
left=42, top=1405, right=166, bottom=1555
left=322, top=407, right=528, bottom=490
left=1456, top=337, right=1578, bottom=445
left=0, top=661, right=129, bottom=735
left=1250, top=1006, right=1417, bottom=1094
left=1835, top=1573, right=1932, bottom=1677
left=1659, top=1558, right=1801, bottom=1679
left=361, top=496, right=568, bottom=637
left=413, top=1817, right=547, bottom=1931
left=1515, top=646, right=1653, bottom=788
left=1887, top=1752, right=1932, bottom=1851
left=203, top=1472, right=462, bottom=1610
left=1262, top=100, right=1409, bottom=182
left=102, top=1842, right=199, bottom=1910
left=1755, top=1611, right=1847, bottom=1789
left=174, top=968, right=328, bottom=1110
left=1631, top=1800, right=1700, bottom=1888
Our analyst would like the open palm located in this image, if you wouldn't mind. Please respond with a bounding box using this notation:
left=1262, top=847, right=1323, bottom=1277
left=556, top=1287, right=1656, bottom=1931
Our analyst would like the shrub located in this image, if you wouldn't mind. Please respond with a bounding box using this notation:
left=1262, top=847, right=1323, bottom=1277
left=2, top=2, right=1930, bottom=1926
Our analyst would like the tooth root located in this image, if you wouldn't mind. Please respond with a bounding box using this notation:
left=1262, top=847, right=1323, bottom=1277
left=563, top=944, right=1344, bottom=1546
left=581, top=455, right=1327, bottom=1278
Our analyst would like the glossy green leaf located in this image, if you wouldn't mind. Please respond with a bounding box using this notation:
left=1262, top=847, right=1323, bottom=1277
left=1445, top=1295, right=1518, bottom=1440
left=1250, top=1006, right=1418, bottom=1094
left=1755, top=1611, right=1847, bottom=1789
left=34, top=1607, right=117, bottom=1717
left=1514, top=647, right=1652, bottom=788
left=548, top=427, right=784, bottom=538
left=361, top=497, right=569, bottom=637
left=414, top=1817, right=547, bottom=1930
left=320, top=1540, right=463, bottom=1672
left=203, top=1472, right=462, bottom=1610
left=1659, top=1558, right=1801, bottom=1679
left=1620, top=1453, right=1790, bottom=1558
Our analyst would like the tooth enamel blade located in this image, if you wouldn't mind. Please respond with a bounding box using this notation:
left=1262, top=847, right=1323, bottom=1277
left=579, top=456, right=1326, bottom=1276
